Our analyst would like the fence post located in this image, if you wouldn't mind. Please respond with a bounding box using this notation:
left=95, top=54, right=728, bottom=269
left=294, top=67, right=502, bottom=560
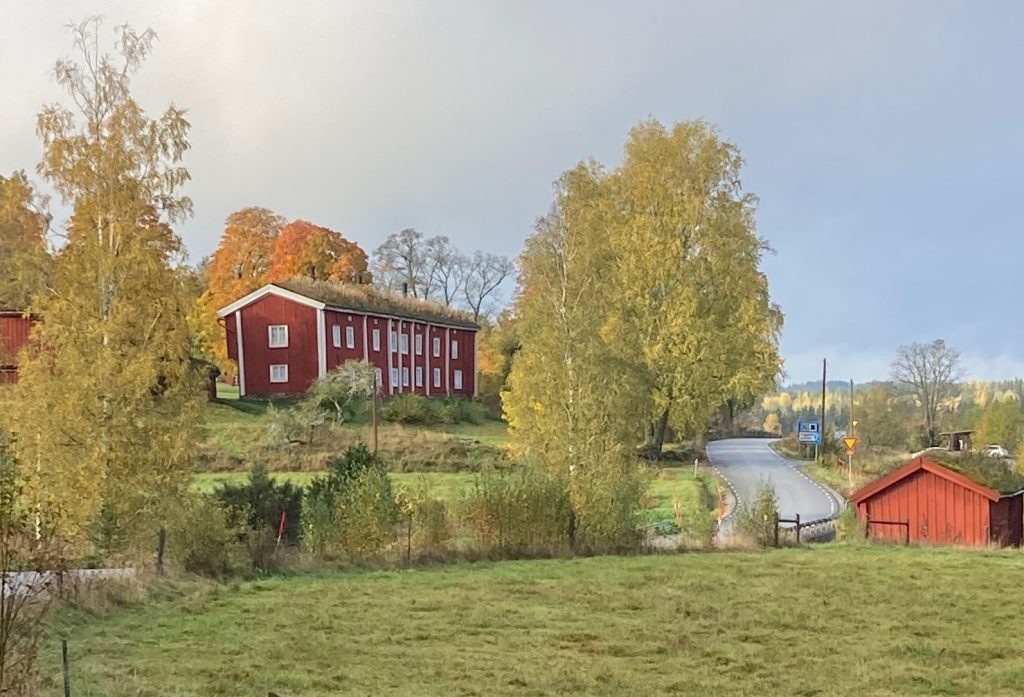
left=864, top=513, right=871, bottom=541
left=904, top=517, right=910, bottom=546
left=406, top=513, right=413, bottom=565
left=772, top=513, right=779, bottom=548
left=795, top=513, right=801, bottom=545
left=62, top=638, right=71, bottom=697
left=156, top=528, right=166, bottom=575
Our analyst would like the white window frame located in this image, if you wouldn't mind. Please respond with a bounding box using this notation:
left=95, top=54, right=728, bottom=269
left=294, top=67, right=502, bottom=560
left=415, top=334, right=423, bottom=355
left=332, top=325, right=341, bottom=348
left=372, top=328, right=381, bottom=352
left=268, top=325, right=289, bottom=348
left=345, top=325, right=355, bottom=349
left=433, top=367, right=441, bottom=387
left=391, top=368, right=399, bottom=386
left=374, top=367, right=383, bottom=390
left=451, top=340, right=459, bottom=360
left=269, top=364, right=289, bottom=383
left=415, top=366, right=423, bottom=387
left=454, top=369, right=463, bottom=390
left=433, top=336, right=441, bottom=357
left=390, top=331, right=398, bottom=351
left=402, top=366, right=410, bottom=387
left=399, top=333, right=409, bottom=355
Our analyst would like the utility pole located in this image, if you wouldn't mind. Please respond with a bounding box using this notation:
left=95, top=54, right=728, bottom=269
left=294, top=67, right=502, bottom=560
left=817, top=358, right=827, bottom=462
left=372, top=371, right=379, bottom=456
left=848, top=378, right=854, bottom=492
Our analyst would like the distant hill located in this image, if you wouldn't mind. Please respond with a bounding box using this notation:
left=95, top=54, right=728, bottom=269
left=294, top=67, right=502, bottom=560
left=782, top=380, right=858, bottom=393
left=781, top=379, right=893, bottom=393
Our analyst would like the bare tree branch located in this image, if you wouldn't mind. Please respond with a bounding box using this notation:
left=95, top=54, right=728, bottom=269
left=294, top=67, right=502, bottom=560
left=891, top=339, right=964, bottom=446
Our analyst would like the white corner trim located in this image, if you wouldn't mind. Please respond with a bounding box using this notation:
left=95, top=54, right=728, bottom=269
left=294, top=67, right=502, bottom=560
left=445, top=326, right=451, bottom=396
left=235, top=311, right=246, bottom=397
left=473, top=332, right=478, bottom=397
left=387, top=317, right=394, bottom=394
left=316, top=308, right=327, bottom=379
left=216, top=284, right=326, bottom=318
left=424, top=323, right=431, bottom=397
left=362, top=315, right=369, bottom=361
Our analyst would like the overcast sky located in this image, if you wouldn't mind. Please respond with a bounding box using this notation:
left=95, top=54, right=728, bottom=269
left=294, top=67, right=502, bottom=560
left=2, top=2, right=1022, bottom=384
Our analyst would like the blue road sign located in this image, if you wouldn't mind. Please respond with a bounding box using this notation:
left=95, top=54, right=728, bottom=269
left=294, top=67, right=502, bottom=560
left=797, top=420, right=820, bottom=444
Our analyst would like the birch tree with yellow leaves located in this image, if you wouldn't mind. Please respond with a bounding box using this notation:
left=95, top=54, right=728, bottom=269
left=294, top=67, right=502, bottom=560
left=506, top=119, right=782, bottom=504
left=6, top=18, right=201, bottom=551
left=603, top=120, right=782, bottom=452
left=503, top=164, right=648, bottom=549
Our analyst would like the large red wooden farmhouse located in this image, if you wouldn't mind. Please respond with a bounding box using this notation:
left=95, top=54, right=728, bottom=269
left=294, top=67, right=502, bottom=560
left=0, top=311, right=34, bottom=385
left=217, top=279, right=478, bottom=398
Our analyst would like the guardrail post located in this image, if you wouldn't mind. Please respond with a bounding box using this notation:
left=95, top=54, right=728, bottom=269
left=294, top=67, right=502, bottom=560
left=772, top=513, right=779, bottom=548
left=795, top=513, right=801, bottom=544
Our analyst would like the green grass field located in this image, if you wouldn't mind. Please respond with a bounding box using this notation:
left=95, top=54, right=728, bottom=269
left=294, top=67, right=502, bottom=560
left=46, top=546, right=1024, bottom=696
left=192, top=469, right=478, bottom=500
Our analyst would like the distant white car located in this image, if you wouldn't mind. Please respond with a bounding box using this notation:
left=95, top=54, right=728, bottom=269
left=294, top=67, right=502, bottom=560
left=985, top=445, right=1010, bottom=458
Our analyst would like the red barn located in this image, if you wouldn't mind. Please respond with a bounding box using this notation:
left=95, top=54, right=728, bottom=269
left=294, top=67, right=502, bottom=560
left=0, top=311, right=34, bottom=385
left=217, top=279, right=479, bottom=399
left=851, top=456, right=1024, bottom=547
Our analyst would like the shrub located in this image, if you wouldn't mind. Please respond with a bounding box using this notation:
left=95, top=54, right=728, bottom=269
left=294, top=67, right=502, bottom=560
left=835, top=504, right=863, bottom=542
left=306, top=361, right=374, bottom=424
left=672, top=479, right=720, bottom=548
left=733, top=480, right=780, bottom=547
left=381, top=394, right=487, bottom=425
left=463, top=467, right=573, bottom=556
left=167, top=494, right=247, bottom=579
left=570, top=464, right=647, bottom=553
left=337, top=466, right=399, bottom=559
left=382, top=394, right=431, bottom=424
left=214, top=464, right=304, bottom=545
left=411, top=498, right=451, bottom=551
left=303, top=443, right=398, bottom=559
left=262, top=402, right=323, bottom=447
left=396, top=483, right=453, bottom=555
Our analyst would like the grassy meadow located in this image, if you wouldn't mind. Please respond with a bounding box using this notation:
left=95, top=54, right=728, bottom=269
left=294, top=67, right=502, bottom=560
left=46, top=545, right=1024, bottom=696
left=192, top=467, right=715, bottom=527
left=197, top=388, right=719, bottom=526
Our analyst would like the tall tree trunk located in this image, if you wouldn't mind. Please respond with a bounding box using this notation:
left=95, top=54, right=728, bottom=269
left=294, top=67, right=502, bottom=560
left=651, top=408, right=671, bottom=454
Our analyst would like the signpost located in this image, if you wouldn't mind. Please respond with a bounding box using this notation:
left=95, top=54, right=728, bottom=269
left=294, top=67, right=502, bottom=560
left=797, top=420, right=821, bottom=444
left=844, top=436, right=858, bottom=492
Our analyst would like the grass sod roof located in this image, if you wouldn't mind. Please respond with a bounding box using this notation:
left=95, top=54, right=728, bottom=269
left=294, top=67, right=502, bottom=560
left=889, top=449, right=1024, bottom=495
left=273, top=277, right=479, bottom=330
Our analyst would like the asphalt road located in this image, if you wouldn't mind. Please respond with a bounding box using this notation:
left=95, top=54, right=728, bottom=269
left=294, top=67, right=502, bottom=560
left=708, top=438, right=841, bottom=536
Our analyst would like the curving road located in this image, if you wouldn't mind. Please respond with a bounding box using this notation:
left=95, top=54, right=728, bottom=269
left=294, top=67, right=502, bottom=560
left=708, top=438, right=841, bottom=536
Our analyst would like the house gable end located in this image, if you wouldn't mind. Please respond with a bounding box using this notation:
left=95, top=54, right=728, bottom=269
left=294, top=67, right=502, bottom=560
left=216, top=284, right=326, bottom=318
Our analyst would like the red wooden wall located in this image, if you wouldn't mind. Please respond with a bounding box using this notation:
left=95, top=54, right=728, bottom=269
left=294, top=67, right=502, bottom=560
left=231, top=295, right=319, bottom=397
left=0, top=314, right=34, bottom=385
left=224, top=293, right=478, bottom=399
left=857, top=468, right=993, bottom=546
left=990, top=494, right=1023, bottom=547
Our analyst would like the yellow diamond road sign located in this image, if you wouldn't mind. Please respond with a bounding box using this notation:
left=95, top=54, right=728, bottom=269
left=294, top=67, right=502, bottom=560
left=844, top=437, right=858, bottom=453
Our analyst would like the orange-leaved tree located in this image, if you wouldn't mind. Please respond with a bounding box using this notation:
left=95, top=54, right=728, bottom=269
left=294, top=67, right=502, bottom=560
left=267, top=220, right=371, bottom=284
left=198, top=206, right=285, bottom=371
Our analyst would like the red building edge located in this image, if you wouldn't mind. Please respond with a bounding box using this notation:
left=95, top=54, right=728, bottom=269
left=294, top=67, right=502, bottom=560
left=0, top=311, right=35, bottom=385
left=850, top=456, right=1024, bottom=547
left=217, top=283, right=479, bottom=399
